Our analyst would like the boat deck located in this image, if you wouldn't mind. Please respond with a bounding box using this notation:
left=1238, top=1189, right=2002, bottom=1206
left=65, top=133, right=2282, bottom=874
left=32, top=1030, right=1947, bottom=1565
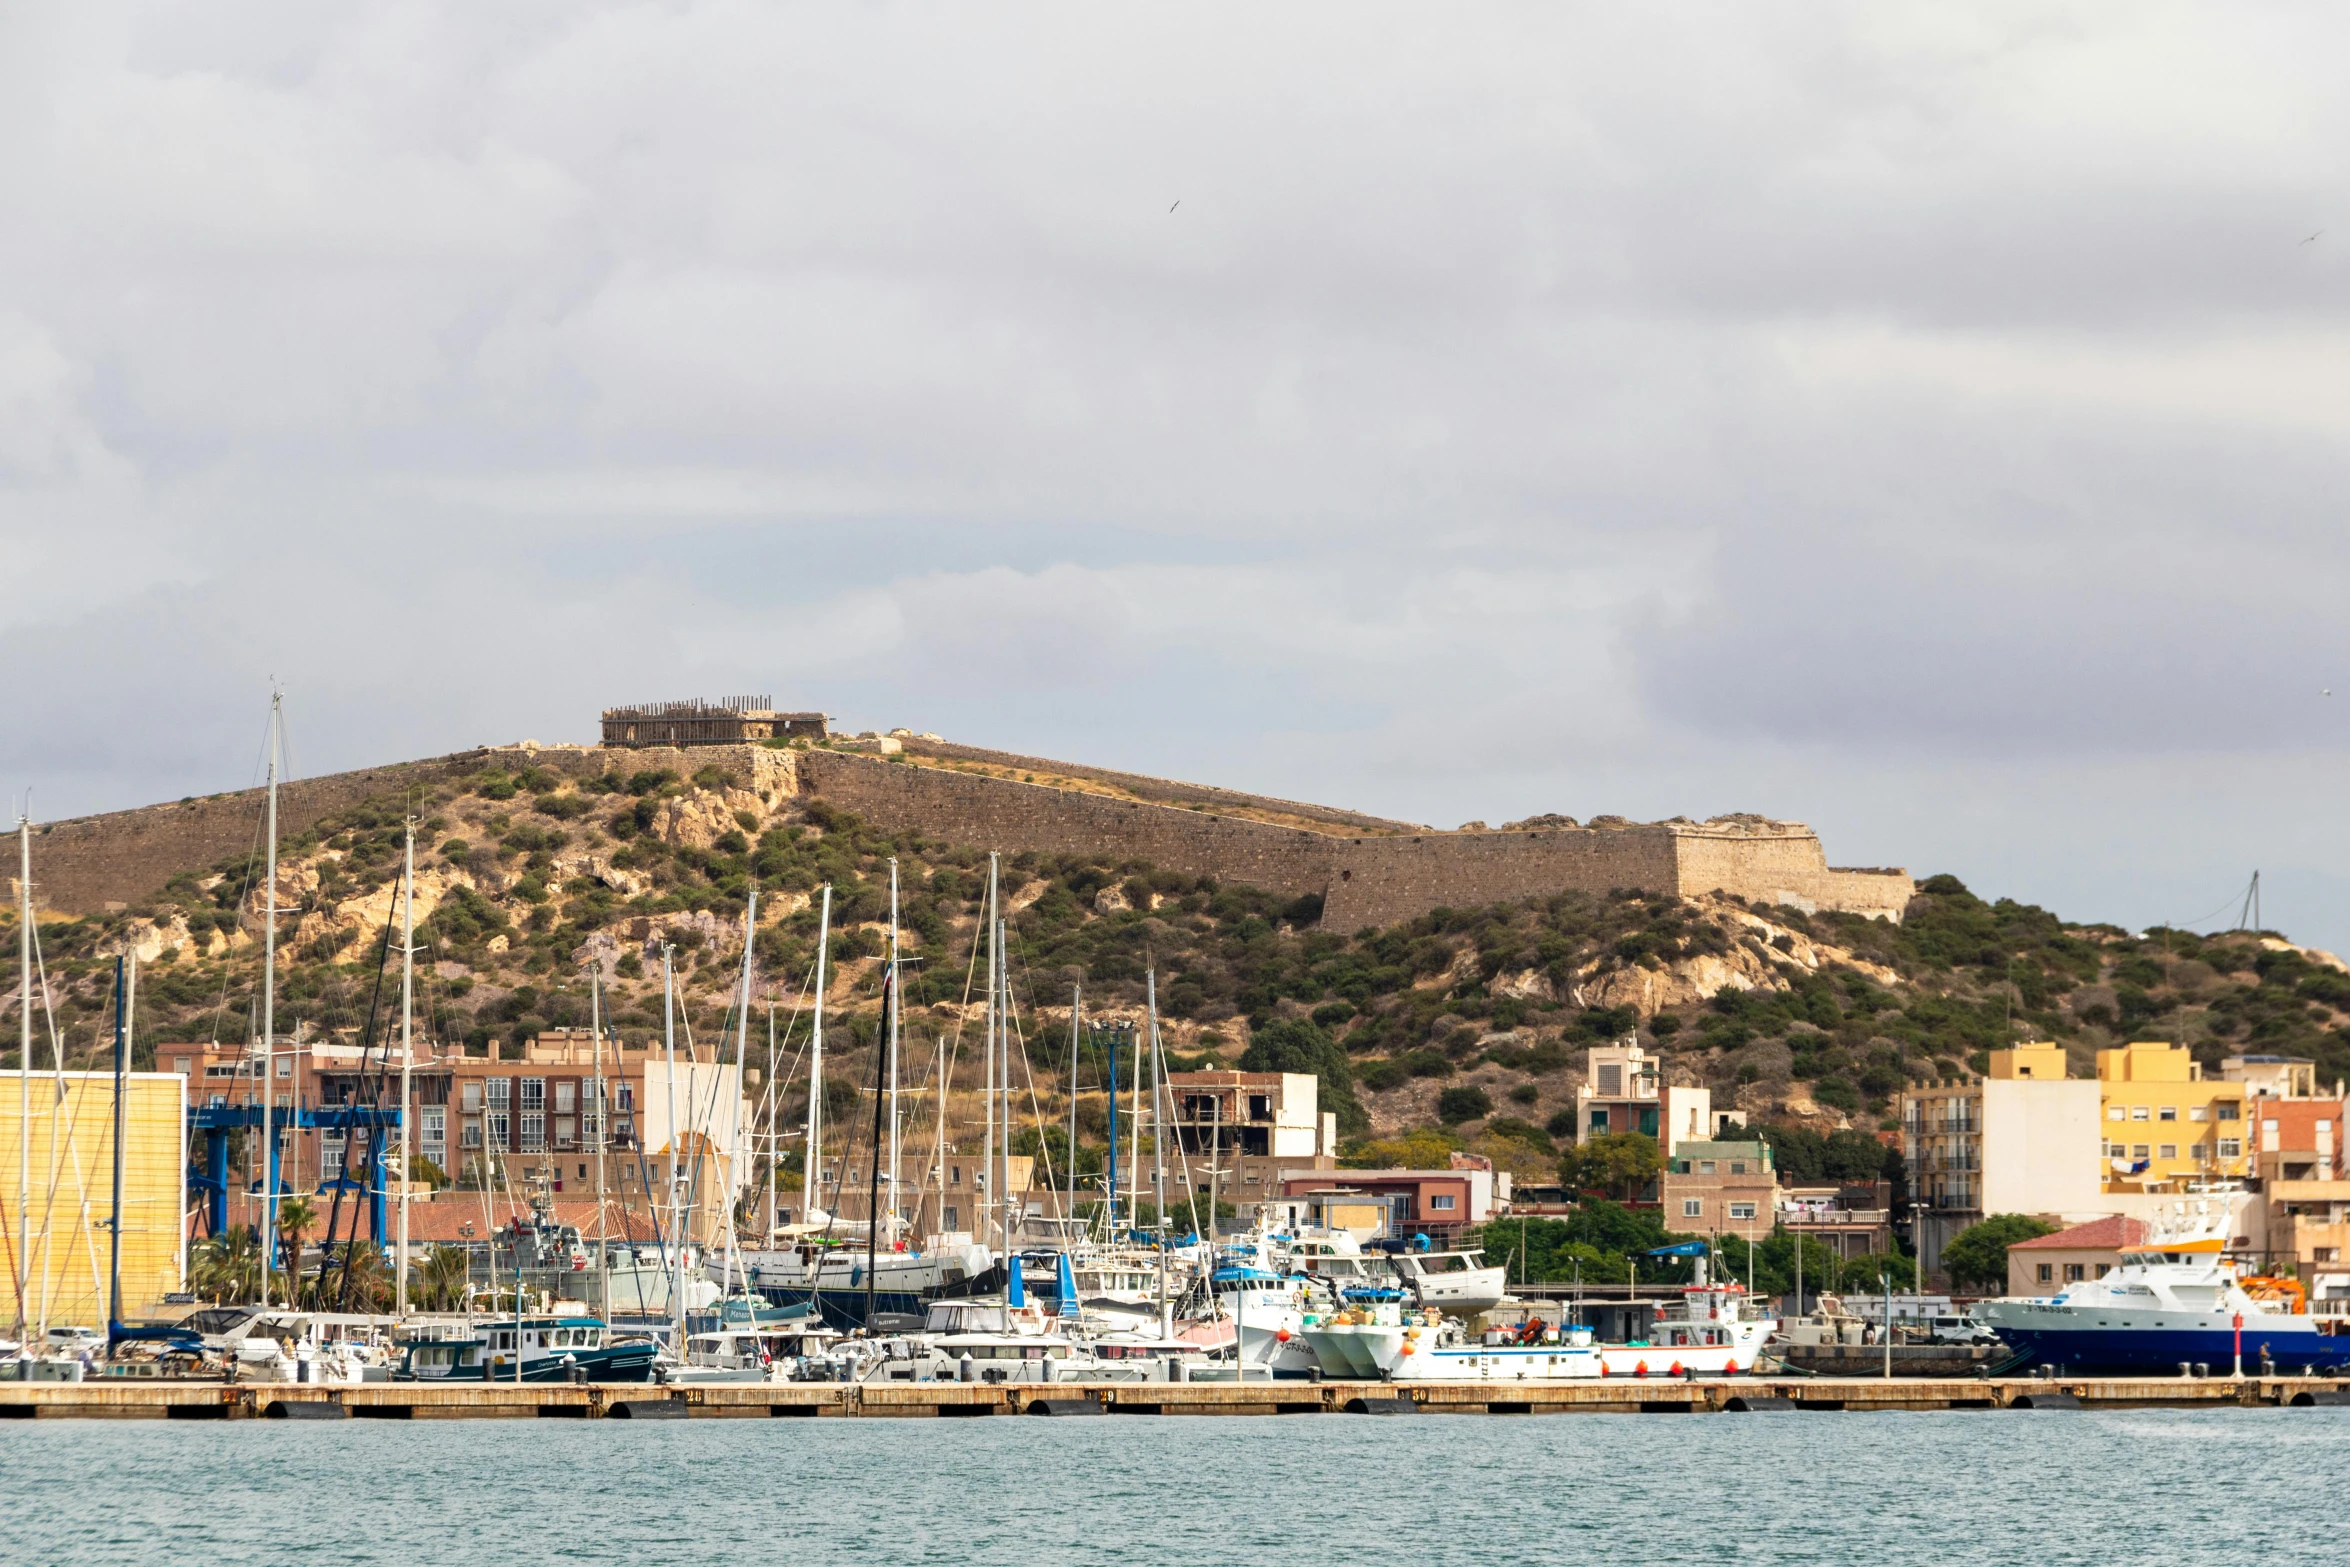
left=4, top=1374, right=2347, bottom=1419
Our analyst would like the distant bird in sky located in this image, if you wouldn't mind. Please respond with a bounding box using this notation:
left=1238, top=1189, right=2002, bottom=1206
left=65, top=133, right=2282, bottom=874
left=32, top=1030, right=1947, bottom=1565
left=2302, top=230, right=2325, bottom=245
left=2324, top=688, right=2334, bottom=697
left=1170, top=200, right=1180, bottom=212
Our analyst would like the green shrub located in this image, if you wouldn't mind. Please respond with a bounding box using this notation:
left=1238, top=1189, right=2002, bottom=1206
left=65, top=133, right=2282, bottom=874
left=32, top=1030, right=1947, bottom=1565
left=1437, top=1085, right=1493, bottom=1124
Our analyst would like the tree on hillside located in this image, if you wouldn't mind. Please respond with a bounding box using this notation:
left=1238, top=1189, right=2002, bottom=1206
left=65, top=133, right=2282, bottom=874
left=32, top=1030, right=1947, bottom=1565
left=1940, top=1214, right=2057, bottom=1290
left=1240, top=1019, right=1366, bottom=1136
left=1558, top=1132, right=1661, bottom=1202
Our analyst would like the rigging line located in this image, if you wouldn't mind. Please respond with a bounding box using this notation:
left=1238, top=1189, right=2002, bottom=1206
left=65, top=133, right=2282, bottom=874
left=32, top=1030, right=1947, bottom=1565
left=932, top=889, right=989, bottom=1215
left=26, top=922, right=106, bottom=1329
left=316, top=884, right=408, bottom=1311
left=204, top=794, right=272, bottom=1048
left=999, top=933, right=1061, bottom=1216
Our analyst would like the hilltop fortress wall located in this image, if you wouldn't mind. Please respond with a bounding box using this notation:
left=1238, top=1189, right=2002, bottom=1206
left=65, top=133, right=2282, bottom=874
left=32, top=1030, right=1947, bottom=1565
left=19, top=739, right=1914, bottom=930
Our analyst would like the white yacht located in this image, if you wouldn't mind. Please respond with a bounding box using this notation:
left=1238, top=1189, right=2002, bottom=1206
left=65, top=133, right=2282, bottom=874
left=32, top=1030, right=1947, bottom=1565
left=1972, top=1197, right=2350, bottom=1374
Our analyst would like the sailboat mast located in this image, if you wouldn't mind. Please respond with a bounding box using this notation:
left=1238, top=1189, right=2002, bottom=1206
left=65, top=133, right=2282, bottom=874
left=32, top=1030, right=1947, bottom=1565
left=997, top=914, right=1012, bottom=1254
left=727, top=888, right=758, bottom=1297
left=865, top=967, right=891, bottom=1328
left=1129, top=1026, right=1143, bottom=1232
left=259, top=693, right=279, bottom=1312
left=662, top=944, right=683, bottom=1354
left=109, top=953, right=131, bottom=1328
left=805, top=886, right=830, bottom=1215
left=982, top=855, right=998, bottom=1253
left=1148, top=969, right=1170, bottom=1336
left=1066, top=987, right=1080, bottom=1230
left=590, top=967, right=607, bottom=1315
left=14, top=809, right=29, bottom=1344
left=886, top=858, right=900, bottom=1242
left=396, top=817, right=415, bottom=1317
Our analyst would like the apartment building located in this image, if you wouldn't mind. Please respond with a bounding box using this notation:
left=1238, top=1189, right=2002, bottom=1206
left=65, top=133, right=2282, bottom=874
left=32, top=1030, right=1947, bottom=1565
left=1902, top=1042, right=2101, bottom=1281
left=1661, top=1139, right=1779, bottom=1245
left=1164, top=1070, right=1338, bottom=1204
left=1574, top=1042, right=1731, bottom=1154
left=159, top=1026, right=751, bottom=1240
left=2094, top=1041, right=2251, bottom=1193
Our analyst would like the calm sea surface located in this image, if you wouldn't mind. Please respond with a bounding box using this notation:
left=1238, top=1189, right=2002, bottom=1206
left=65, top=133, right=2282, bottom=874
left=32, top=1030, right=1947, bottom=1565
left=2, top=1407, right=2342, bottom=1564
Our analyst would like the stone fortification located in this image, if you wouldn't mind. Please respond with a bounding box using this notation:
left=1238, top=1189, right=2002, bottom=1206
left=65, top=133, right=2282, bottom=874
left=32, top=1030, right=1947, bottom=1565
left=20, top=738, right=1913, bottom=930
left=898, top=738, right=1425, bottom=834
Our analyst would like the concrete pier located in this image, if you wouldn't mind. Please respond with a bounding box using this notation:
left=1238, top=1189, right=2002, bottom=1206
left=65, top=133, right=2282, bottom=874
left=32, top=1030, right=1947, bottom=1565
left=3, top=1375, right=2345, bottom=1420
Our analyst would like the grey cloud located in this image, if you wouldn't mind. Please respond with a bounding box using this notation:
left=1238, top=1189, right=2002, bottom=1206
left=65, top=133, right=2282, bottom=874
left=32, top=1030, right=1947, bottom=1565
left=7, top=3, right=2350, bottom=951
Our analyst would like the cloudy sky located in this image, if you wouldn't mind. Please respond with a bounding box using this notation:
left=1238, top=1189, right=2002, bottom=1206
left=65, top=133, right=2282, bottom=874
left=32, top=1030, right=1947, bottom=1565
left=4, top=3, right=2348, bottom=948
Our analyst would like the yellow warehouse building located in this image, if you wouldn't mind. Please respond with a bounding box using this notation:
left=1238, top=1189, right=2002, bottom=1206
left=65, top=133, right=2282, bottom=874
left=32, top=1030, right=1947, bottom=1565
left=0, top=1071, right=187, bottom=1330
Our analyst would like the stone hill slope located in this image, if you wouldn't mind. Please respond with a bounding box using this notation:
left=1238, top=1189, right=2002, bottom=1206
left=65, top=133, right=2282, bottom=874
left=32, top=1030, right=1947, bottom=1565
left=7, top=752, right=2348, bottom=1178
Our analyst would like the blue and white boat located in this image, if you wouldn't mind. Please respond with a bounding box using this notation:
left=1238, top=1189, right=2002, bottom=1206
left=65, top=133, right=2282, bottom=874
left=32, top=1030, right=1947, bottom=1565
left=397, top=1316, right=660, bottom=1383
left=1972, top=1200, right=2350, bottom=1375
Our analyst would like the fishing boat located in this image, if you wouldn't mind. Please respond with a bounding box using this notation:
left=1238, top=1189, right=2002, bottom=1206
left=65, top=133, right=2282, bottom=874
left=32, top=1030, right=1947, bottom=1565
left=1971, top=1197, right=2350, bottom=1374
left=1386, top=1241, right=1510, bottom=1316
left=1591, top=1260, right=1775, bottom=1377
left=397, top=1316, right=659, bottom=1383
left=1391, top=1314, right=1604, bottom=1381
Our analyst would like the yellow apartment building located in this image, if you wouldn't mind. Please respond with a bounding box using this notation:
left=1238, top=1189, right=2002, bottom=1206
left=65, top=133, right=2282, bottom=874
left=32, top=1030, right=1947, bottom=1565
left=0, top=1071, right=188, bottom=1329
left=2095, top=1041, right=2249, bottom=1194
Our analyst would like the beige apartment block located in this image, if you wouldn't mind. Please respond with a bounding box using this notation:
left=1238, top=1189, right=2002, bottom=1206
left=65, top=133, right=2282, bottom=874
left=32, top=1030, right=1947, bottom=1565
left=1903, top=1043, right=2101, bottom=1283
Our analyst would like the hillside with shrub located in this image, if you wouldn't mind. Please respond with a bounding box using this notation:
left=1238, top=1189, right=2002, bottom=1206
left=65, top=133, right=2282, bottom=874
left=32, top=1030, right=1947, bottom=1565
left=6, top=760, right=2348, bottom=1196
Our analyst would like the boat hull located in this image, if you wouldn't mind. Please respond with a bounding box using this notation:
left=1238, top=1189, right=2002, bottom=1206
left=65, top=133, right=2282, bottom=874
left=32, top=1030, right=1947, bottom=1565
left=1983, top=1315, right=2350, bottom=1372
left=1393, top=1344, right=1601, bottom=1381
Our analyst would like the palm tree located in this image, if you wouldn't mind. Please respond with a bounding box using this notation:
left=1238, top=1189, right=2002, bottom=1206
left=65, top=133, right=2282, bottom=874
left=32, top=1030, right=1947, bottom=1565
left=410, top=1244, right=472, bottom=1312
left=273, top=1194, right=318, bottom=1303
left=328, top=1240, right=391, bottom=1312
left=191, top=1228, right=263, bottom=1303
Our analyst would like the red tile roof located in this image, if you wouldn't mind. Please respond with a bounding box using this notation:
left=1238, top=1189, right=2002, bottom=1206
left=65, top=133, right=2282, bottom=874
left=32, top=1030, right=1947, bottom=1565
left=2010, top=1214, right=2148, bottom=1251
left=393, top=1197, right=669, bottom=1245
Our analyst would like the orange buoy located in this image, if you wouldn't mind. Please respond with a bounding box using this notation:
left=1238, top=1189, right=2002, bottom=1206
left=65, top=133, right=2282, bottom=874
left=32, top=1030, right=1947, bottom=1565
left=1634, top=1360, right=1648, bottom=1378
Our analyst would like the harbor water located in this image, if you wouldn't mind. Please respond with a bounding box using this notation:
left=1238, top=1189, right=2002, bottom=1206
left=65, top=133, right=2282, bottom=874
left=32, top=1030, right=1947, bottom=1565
left=3, top=1408, right=2344, bottom=1564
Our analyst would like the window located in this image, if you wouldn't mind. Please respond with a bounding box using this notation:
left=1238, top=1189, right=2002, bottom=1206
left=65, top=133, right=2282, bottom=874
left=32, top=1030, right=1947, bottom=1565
left=1728, top=1202, right=1756, bottom=1221
left=488, top=1113, right=509, bottom=1150
left=487, top=1079, right=511, bottom=1111
left=1683, top=1199, right=1705, bottom=1218
left=1248, top=1094, right=1271, bottom=1120
left=943, top=1206, right=959, bottom=1230
left=1589, top=1109, right=1611, bottom=1133
left=2217, top=1103, right=2239, bottom=1122
left=2190, top=1106, right=2209, bottom=1122
left=617, top=1085, right=636, bottom=1112
left=461, top=1118, right=483, bottom=1149
left=2158, top=1106, right=2177, bottom=1121
left=521, top=1113, right=545, bottom=1152
left=554, top=1081, right=576, bottom=1114
left=462, top=1082, right=482, bottom=1112
left=2131, top=1106, right=2149, bottom=1121
left=1699, top=1161, right=1717, bottom=1175
left=2218, top=1139, right=2242, bottom=1158
left=1428, top=1194, right=1457, bottom=1212
left=1599, top=1064, right=1623, bottom=1096
left=2064, top=1263, right=2085, bottom=1282
left=2096, top=1263, right=2112, bottom=1277
left=2318, top=1248, right=2341, bottom=1263
left=2158, top=1144, right=2177, bottom=1160
left=2036, top=1263, right=2053, bottom=1283
left=521, top=1078, right=546, bottom=1112
left=277, top=1057, right=292, bottom=1078
left=555, top=1117, right=575, bottom=1148
left=422, top=1106, right=446, bottom=1151
left=950, top=1165, right=963, bottom=1186
left=1639, top=1108, right=1658, bottom=1137
left=2107, top=1106, right=2126, bottom=1121
left=1729, top=1161, right=1747, bottom=1175
left=2131, top=1144, right=2150, bottom=1160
